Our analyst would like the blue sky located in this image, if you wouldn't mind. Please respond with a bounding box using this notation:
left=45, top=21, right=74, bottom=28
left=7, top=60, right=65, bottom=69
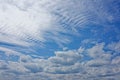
left=0, top=0, right=120, bottom=80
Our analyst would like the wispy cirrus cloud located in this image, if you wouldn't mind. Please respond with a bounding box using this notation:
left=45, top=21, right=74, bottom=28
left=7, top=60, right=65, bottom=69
left=0, top=0, right=120, bottom=49
left=0, top=0, right=54, bottom=46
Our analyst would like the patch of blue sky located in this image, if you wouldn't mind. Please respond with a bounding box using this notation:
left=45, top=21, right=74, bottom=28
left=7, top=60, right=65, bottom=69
left=0, top=51, right=6, bottom=60
left=0, top=51, right=19, bottom=62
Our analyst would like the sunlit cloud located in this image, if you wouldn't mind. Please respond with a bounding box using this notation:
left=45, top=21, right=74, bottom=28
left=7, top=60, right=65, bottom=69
left=0, top=0, right=54, bottom=45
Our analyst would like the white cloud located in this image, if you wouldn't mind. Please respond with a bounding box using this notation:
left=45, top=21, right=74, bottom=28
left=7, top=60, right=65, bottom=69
left=86, top=59, right=110, bottom=67
left=0, top=41, right=120, bottom=80
left=8, top=61, right=29, bottom=74
left=87, top=43, right=111, bottom=60
left=48, top=50, right=82, bottom=66
left=112, top=56, right=120, bottom=64
left=0, top=60, right=8, bottom=70
left=0, top=46, right=22, bottom=56
left=0, top=0, right=54, bottom=46
left=0, top=0, right=119, bottom=48
left=107, top=41, right=120, bottom=53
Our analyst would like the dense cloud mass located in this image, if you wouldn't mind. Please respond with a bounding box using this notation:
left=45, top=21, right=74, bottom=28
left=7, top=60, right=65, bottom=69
left=0, top=42, right=120, bottom=80
left=0, top=0, right=120, bottom=80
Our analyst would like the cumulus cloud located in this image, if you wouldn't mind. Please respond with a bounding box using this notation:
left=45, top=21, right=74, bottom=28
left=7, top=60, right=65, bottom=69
left=112, top=56, right=120, bottom=64
left=49, top=50, right=82, bottom=65
left=87, top=43, right=111, bottom=60
left=107, top=41, right=120, bottom=53
left=0, top=41, right=120, bottom=80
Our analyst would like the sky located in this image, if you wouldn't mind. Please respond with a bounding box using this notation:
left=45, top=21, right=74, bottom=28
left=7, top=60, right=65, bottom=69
left=0, top=0, right=120, bottom=80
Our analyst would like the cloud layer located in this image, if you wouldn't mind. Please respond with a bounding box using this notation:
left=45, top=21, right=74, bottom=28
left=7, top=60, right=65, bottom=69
left=1, top=0, right=120, bottom=47
left=0, top=41, right=120, bottom=80
left=0, top=0, right=55, bottom=46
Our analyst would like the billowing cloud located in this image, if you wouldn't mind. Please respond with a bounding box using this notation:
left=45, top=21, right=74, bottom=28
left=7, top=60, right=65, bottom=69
left=0, top=41, right=120, bottom=80
left=107, top=41, right=120, bottom=53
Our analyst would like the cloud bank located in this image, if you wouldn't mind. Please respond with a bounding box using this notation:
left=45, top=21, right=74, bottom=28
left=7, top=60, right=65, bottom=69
left=0, top=41, right=120, bottom=80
